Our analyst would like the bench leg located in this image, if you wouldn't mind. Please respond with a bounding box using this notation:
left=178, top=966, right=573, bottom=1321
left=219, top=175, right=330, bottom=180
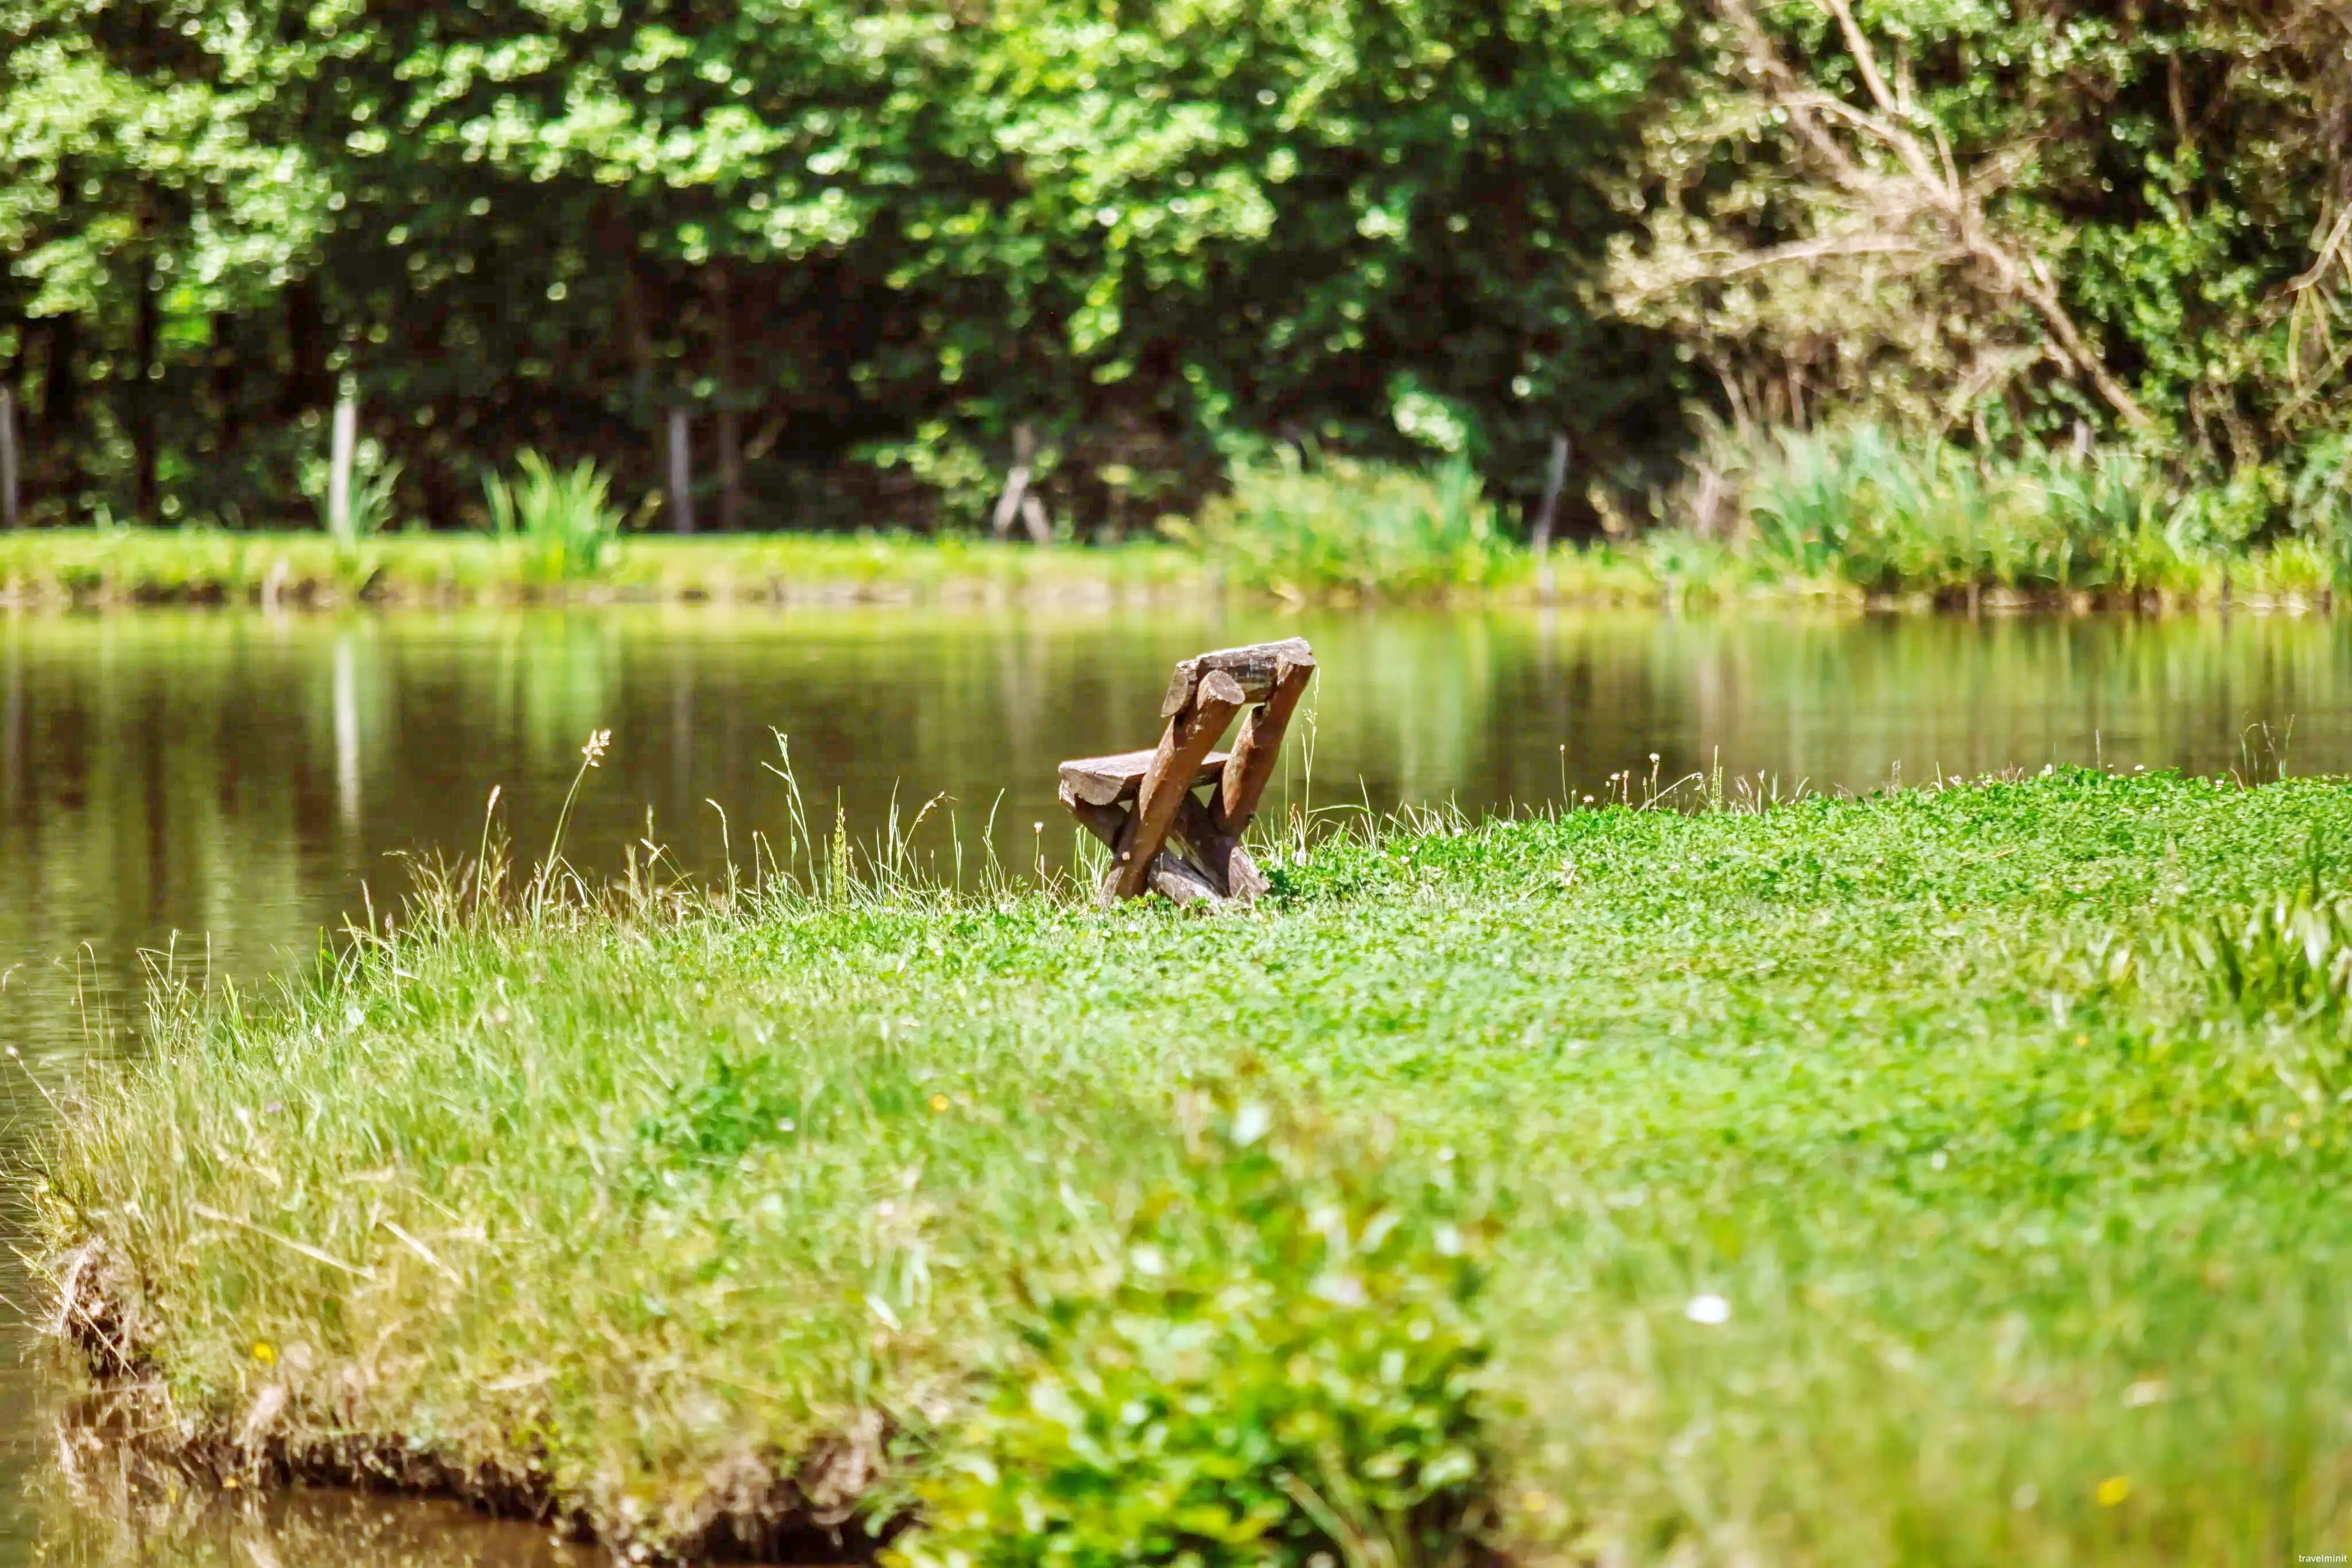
left=1215, top=658, right=1314, bottom=839
left=1108, top=670, right=1245, bottom=900
left=1171, top=793, right=1267, bottom=903
left=1066, top=795, right=1227, bottom=907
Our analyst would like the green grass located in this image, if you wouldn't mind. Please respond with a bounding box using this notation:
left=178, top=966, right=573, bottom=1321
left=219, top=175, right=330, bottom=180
left=0, top=529, right=1206, bottom=607
left=34, top=770, right=2352, bottom=1565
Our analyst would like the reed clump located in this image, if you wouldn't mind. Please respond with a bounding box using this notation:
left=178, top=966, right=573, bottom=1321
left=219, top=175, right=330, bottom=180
left=481, top=451, right=624, bottom=580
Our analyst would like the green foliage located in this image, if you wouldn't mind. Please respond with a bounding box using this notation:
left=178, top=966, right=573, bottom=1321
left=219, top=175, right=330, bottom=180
left=1187, top=459, right=1518, bottom=598
left=481, top=451, right=621, bottom=578
left=894, top=1101, right=1494, bottom=1568
left=0, top=0, right=1685, bottom=532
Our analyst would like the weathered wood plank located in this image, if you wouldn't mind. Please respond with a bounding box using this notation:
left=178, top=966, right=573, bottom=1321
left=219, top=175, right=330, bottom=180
left=1112, top=669, right=1245, bottom=899
left=1159, top=638, right=1316, bottom=721
left=1058, top=749, right=1231, bottom=808
left=1214, top=656, right=1316, bottom=834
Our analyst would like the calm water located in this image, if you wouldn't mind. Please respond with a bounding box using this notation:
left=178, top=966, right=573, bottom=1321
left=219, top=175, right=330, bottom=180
left=6, top=603, right=2352, bottom=1564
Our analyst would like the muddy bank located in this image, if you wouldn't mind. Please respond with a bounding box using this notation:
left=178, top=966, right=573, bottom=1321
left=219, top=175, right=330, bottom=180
left=47, top=1244, right=895, bottom=1565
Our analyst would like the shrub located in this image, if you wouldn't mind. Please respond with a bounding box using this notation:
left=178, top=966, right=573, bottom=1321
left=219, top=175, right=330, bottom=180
left=1187, top=458, right=1514, bottom=599
left=891, top=1099, right=1497, bottom=1568
left=482, top=451, right=622, bottom=578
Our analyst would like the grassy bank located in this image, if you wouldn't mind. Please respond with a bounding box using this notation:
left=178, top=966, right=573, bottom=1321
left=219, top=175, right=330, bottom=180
left=13, top=436, right=2352, bottom=613
left=0, top=530, right=1206, bottom=608
left=36, top=769, right=2352, bottom=1565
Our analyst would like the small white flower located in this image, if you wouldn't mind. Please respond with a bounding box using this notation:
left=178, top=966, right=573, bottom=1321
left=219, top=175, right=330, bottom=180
left=1684, top=1293, right=1731, bottom=1326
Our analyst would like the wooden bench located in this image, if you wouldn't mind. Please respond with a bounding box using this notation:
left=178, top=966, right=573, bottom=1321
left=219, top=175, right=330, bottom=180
left=1057, top=637, right=1316, bottom=905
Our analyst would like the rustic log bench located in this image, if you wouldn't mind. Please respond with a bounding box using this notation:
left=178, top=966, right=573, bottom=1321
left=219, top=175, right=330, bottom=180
left=1057, top=637, right=1316, bottom=905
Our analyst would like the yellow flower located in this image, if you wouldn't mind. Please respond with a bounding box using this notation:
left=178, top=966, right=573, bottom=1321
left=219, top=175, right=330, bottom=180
left=250, top=1340, right=276, bottom=1365
left=2096, top=1474, right=2131, bottom=1507
left=930, top=1094, right=951, bottom=1113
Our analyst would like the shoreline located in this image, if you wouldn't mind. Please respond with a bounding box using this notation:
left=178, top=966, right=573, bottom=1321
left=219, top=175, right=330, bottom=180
left=0, top=528, right=2341, bottom=614
left=35, top=771, right=2352, bottom=1563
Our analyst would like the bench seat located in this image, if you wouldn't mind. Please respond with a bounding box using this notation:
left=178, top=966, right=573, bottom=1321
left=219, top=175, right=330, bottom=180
left=1057, top=749, right=1231, bottom=807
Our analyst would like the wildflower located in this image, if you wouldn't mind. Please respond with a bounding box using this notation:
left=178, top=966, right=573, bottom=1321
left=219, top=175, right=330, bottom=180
left=251, top=1340, right=276, bottom=1365
left=1684, top=1293, right=1731, bottom=1325
left=2096, top=1474, right=2131, bottom=1507
left=581, top=729, right=612, bottom=767
left=930, top=1093, right=950, bottom=1113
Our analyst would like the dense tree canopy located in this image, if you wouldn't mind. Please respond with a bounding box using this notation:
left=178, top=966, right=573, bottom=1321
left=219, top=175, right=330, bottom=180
left=0, top=0, right=2347, bottom=534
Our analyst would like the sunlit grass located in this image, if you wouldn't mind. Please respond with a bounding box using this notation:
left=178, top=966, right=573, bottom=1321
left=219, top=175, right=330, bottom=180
left=34, top=767, right=2352, bottom=1565
left=0, top=529, right=1206, bottom=607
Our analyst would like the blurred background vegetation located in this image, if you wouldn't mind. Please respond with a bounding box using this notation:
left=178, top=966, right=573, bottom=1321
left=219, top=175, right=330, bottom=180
left=3, top=0, right=2352, bottom=559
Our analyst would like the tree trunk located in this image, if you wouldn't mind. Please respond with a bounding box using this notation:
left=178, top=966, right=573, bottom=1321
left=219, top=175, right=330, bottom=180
left=40, top=313, right=79, bottom=507
left=610, top=208, right=663, bottom=502
left=212, top=311, right=243, bottom=453
left=280, top=280, right=328, bottom=418
left=133, top=255, right=160, bottom=518
left=707, top=268, right=744, bottom=531
left=41, top=313, right=78, bottom=433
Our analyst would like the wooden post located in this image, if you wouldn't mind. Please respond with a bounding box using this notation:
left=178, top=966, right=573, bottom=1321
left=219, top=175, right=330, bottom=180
left=993, top=422, right=1050, bottom=542
left=1109, top=669, right=1245, bottom=900
left=0, top=386, right=18, bottom=528
left=328, top=396, right=357, bottom=541
left=668, top=406, right=696, bottom=535
left=1531, top=430, right=1569, bottom=599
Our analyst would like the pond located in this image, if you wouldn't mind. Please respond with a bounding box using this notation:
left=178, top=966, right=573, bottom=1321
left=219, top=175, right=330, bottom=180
left=4, top=602, right=2351, bottom=1565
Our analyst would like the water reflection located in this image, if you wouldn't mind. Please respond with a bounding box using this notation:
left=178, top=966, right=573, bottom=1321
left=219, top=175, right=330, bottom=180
left=38, top=1424, right=599, bottom=1568
left=4, top=603, right=2352, bottom=1565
